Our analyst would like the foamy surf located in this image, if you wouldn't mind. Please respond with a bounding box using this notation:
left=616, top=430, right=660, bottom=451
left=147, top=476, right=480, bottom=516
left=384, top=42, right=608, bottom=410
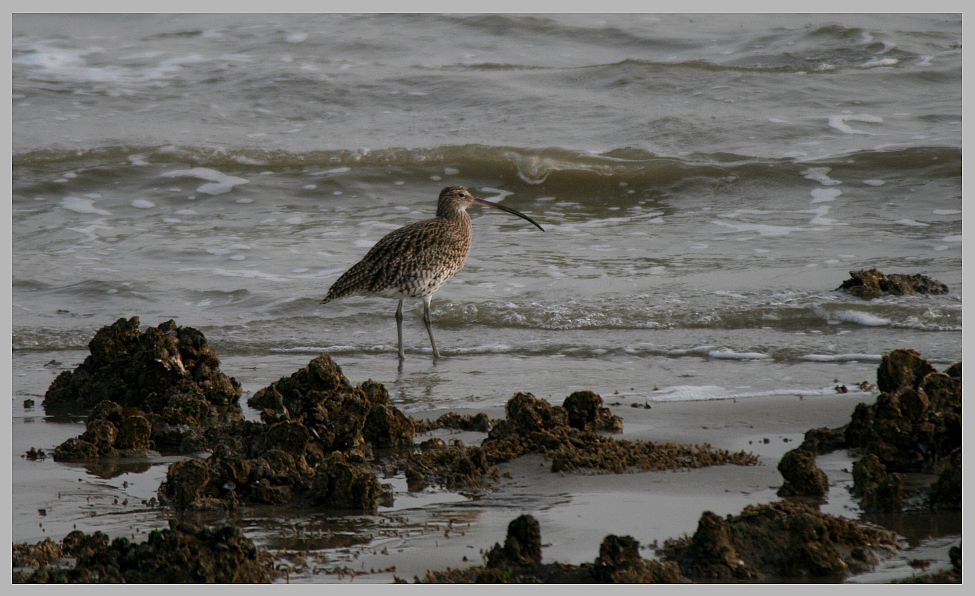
left=644, top=384, right=870, bottom=403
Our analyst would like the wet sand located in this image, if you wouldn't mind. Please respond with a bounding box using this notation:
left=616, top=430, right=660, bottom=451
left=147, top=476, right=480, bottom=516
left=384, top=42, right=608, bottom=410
left=12, top=348, right=960, bottom=584
left=395, top=392, right=868, bottom=573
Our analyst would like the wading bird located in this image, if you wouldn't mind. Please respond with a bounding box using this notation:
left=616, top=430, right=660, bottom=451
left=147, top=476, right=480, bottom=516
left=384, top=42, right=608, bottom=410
left=321, top=185, right=544, bottom=360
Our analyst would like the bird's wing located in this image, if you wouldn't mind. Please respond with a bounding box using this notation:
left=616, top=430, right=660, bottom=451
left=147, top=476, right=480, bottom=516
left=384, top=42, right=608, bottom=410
left=323, top=220, right=465, bottom=302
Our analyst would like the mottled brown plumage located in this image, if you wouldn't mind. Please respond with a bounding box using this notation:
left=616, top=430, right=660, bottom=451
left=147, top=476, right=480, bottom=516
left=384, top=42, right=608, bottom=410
left=322, top=185, right=543, bottom=360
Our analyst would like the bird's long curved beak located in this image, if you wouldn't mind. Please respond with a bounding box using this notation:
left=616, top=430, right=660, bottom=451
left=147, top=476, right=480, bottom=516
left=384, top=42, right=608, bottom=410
left=472, top=197, right=545, bottom=231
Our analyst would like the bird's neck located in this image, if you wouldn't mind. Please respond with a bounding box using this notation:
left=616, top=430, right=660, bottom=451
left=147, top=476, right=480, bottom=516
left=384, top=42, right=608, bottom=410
left=436, top=203, right=473, bottom=229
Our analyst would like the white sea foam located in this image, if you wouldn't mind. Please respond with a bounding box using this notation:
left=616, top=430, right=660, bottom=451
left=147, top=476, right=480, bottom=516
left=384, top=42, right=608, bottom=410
left=577, top=217, right=633, bottom=229
left=61, top=197, right=111, bottom=215
left=863, top=179, right=886, bottom=186
left=800, top=353, right=883, bottom=362
left=667, top=346, right=714, bottom=357
left=894, top=219, right=928, bottom=227
left=707, top=348, right=769, bottom=360
left=711, top=220, right=803, bottom=236
left=801, top=167, right=841, bottom=186
left=667, top=346, right=769, bottom=360
left=859, top=58, right=899, bottom=68
left=14, top=42, right=197, bottom=87
left=480, top=187, right=515, bottom=201
left=309, top=167, right=351, bottom=176
left=646, top=385, right=729, bottom=402
left=66, top=221, right=113, bottom=242
left=447, top=344, right=514, bottom=355
left=832, top=310, right=891, bottom=326
left=810, top=188, right=841, bottom=203
left=933, top=209, right=961, bottom=215
left=131, top=200, right=155, bottom=209
left=160, top=167, right=249, bottom=195
left=801, top=205, right=837, bottom=225
left=271, top=346, right=357, bottom=354
left=205, top=244, right=250, bottom=255
left=645, top=384, right=854, bottom=403
left=827, top=114, right=883, bottom=134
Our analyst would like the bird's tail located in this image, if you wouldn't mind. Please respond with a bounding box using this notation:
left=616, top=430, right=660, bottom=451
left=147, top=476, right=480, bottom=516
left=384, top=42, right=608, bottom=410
left=321, top=263, right=370, bottom=304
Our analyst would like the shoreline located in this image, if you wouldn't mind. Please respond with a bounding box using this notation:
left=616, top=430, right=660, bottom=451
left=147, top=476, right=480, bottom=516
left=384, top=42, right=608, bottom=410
left=11, top=334, right=961, bottom=583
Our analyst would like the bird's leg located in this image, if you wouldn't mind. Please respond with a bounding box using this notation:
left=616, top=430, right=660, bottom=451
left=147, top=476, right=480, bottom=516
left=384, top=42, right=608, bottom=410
left=422, top=294, right=441, bottom=359
left=395, top=299, right=405, bottom=360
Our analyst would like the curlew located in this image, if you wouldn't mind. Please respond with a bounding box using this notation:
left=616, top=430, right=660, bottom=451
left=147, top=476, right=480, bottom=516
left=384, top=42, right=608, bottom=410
left=321, top=185, right=544, bottom=360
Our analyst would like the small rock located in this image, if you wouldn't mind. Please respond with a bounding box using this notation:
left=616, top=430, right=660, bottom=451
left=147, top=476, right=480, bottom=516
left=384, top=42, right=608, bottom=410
left=776, top=448, right=829, bottom=498
left=563, top=390, right=623, bottom=433
left=486, top=514, right=542, bottom=569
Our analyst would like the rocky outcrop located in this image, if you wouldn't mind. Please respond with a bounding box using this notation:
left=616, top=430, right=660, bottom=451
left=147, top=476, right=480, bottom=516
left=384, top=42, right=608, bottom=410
left=659, top=501, right=900, bottom=581
left=485, top=514, right=543, bottom=569
left=13, top=521, right=275, bottom=583
left=45, top=317, right=243, bottom=452
left=845, top=350, right=960, bottom=474
left=776, top=448, right=829, bottom=498
left=54, top=400, right=154, bottom=461
left=481, top=392, right=757, bottom=474
left=837, top=268, right=949, bottom=299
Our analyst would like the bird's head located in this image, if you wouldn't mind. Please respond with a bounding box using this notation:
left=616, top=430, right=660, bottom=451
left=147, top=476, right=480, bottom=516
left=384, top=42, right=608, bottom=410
left=436, top=186, right=544, bottom=231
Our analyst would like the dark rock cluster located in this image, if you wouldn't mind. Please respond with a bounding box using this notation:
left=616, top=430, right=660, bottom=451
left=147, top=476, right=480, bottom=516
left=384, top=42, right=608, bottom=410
left=480, top=391, right=756, bottom=474
left=54, top=400, right=154, bottom=461
left=40, top=319, right=760, bottom=517
left=417, top=514, right=686, bottom=584
left=485, top=514, right=543, bottom=569
left=158, top=353, right=402, bottom=512
left=402, top=390, right=755, bottom=491
left=794, top=349, right=961, bottom=513
left=419, top=500, right=902, bottom=584
left=590, top=534, right=685, bottom=583
left=411, top=411, right=492, bottom=434
left=776, top=448, right=829, bottom=498
left=13, top=520, right=275, bottom=583
left=846, top=350, right=960, bottom=472
left=247, top=353, right=414, bottom=451
left=837, top=268, right=949, bottom=299
left=167, top=383, right=758, bottom=509
left=658, top=500, right=900, bottom=581
left=45, top=317, right=243, bottom=453
left=23, top=317, right=787, bottom=585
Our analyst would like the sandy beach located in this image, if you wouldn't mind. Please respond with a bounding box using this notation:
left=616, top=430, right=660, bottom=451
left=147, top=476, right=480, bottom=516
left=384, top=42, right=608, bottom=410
left=12, top=339, right=961, bottom=583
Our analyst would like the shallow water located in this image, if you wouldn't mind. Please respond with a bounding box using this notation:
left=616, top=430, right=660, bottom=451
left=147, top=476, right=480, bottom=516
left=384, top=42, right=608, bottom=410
left=11, top=13, right=962, bottom=582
